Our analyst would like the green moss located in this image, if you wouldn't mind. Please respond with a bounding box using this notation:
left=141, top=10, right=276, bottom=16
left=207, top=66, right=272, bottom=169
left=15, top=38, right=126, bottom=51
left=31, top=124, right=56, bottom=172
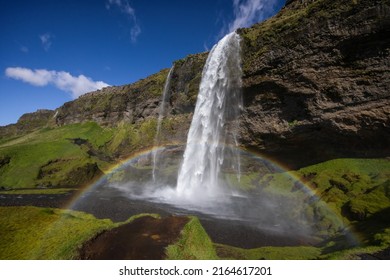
left=0, top=207, right=166, bottom=260
left=215, top=244, right=321, bottom=260
left=0, top=206, right=114, bottom=259
left=322, top=245, right=388, bottom=260
left=254, top=158, right=389, bottom=244
left=226, top=172, right=262, bottom=190
left=296, top=159, right=390, bottom=218
left=131, top=68, right=170, bottom=97
left=374, top=228, right=390, bottom=246
left=165, top=216, right=218, bottom=260
left=138, top=118, right=158, bottom=144
left=107, top=122, right=141, bottom=153
left=348, top=182, right=390, bottom=219
left=240, top=0, right=366, bottom=73
left=106, top=118, right=163, bottom=156
left=288, top=120, right=299, bottom=127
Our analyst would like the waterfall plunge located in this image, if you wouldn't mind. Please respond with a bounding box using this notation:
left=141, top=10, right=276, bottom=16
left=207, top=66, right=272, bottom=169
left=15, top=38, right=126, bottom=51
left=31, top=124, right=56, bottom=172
left=104, top=32, right=318, bottom=239
left=176, top=32, right=243, bottom=200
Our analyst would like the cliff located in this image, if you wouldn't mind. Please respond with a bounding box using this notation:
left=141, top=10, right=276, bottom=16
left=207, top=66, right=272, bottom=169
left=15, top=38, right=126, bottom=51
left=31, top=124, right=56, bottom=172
left=1, top=0, right=389, bottom=168
left=0, top=109, right=55, bottom=138
left=238, top=0, right=390, bottom=166
left=54, top=52, right=207, bottom=127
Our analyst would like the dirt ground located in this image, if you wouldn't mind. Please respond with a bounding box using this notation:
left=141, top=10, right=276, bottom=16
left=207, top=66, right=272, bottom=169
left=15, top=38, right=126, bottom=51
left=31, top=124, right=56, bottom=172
left=78, top=215, right=189, bottom=260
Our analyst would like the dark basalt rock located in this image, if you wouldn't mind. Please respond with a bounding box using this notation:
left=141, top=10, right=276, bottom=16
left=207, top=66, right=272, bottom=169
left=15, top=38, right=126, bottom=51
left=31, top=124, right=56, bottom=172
left=236, top=0, right=390, bottom=167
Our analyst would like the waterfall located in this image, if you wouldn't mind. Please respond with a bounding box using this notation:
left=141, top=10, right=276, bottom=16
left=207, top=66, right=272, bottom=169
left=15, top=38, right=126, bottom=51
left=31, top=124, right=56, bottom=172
left=176, top=32, right=242, bottom=199
left=152, top=66, right=174, bottom=181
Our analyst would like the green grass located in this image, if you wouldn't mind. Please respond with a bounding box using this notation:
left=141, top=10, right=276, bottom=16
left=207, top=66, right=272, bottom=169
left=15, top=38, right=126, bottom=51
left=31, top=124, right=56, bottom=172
left=262, top=158, right=390, bottom=216
left=165, top=216, right=218, bottom=260
left=0, top=206, right=165, bottom=260
left=0, top=188, right=76, bottom=195
left=0, top=114, right=190, bottom=189
left=0, top=206, right=114, bottom=259
left=321, top=245, right=389, bottom=260
left=257, top=158, right=390, bottom=246
left=297, top=158, right=390, bottom=218
left=0, top=206, right=218, bottom=260
left=0, top=122, right=113, bottom=188
left=0, top=122, right=113, bottom=149
left=215, top=158, right=389, bottom=245
left=215, top=244, right=322, bottom=260
left=0, top=142, right=84, bottom=187
left=0, top=117, right=185, bottom=189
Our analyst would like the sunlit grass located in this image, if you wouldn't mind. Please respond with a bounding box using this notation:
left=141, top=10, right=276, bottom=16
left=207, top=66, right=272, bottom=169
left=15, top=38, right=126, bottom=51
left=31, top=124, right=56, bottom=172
left=0, top=206, right=114, bottom=259
left=165, top=216, right=218, bottom=260
left=215, top=243, right=322, bottom=260
left=0, top=122, right=113, bottom=188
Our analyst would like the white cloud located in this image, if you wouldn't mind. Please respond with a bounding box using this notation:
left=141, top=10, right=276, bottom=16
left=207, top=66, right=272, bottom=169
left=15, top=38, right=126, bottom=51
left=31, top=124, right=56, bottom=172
left=225, top=0, right=280, bottom=33
left=39, top=33, right=53, bottom=51
left=130, top=24, right=141, bottom=43
left=5, top=67, right=52, bottom=86
left=5, top=67, right=110, bottom=99
left=106, top=0, right=141, bottom=42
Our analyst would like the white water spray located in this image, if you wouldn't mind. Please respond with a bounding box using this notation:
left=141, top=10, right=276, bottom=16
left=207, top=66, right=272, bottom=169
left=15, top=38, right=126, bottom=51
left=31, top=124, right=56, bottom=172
left=176, top=32, right=243, bottom=199
left=95, top=32, right=325, bottom=241
left=152, top=66, right=174, bottom=181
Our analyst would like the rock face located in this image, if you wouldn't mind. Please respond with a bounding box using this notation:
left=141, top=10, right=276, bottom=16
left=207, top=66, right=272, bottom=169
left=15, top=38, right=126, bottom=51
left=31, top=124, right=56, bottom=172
left=1, top=0, right=389, bottom=169
left=237, top=0, right=390, bottom=167
left=53, top=53, right=207, bottom=127
left=0, top=109, right=55, bottom=138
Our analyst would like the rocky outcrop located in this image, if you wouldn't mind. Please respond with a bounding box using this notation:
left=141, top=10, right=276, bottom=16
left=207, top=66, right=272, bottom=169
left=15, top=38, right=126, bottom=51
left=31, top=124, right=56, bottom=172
left=54, top=71, right=169, bottom=126
left=169, top=53, right=208, bottom=114
left=53, top=53, right=207, bottom=127
left=0, top=109, right=55, bottom=138
left=237, top=0, right=390, bottom=167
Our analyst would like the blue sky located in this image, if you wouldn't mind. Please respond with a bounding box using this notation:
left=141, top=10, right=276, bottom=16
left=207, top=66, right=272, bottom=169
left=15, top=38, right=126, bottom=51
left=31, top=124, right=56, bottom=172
left=0, top=0, right=285, bottom=126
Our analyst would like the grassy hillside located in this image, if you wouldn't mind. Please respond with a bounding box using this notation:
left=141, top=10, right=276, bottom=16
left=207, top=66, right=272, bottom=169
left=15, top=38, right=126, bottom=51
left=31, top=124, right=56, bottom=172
left=0, top=117, right=191, bottom=189
left=0, top=122, right=113, bottom=188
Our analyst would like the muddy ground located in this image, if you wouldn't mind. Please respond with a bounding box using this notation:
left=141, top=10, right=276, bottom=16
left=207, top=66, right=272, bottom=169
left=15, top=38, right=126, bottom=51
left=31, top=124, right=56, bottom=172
left=79, top=215, right=189, bottom=260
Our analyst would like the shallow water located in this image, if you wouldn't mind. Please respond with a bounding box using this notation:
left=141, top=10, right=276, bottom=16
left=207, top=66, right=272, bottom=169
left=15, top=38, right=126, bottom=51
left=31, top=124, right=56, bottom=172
left=70, top=181, right=317, bottom=248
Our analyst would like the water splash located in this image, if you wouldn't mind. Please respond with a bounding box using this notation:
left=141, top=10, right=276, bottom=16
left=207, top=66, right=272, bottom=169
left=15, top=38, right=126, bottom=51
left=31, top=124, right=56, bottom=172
left=176, top=32, right=243, bottom=199
left=152, top=66, right=174, bottom=181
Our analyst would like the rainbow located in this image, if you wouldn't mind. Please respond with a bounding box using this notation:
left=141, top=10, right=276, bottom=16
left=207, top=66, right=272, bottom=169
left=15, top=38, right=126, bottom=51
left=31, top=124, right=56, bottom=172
left=64, top=143, right=361, bottom=245
left=64, top=145, right=172, bottom=209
